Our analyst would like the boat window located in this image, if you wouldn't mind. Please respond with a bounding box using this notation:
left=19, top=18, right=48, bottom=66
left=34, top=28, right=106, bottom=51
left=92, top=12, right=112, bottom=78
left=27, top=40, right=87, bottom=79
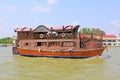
left=37, top=42, right=42, bottom=46
left=48, top=42, right=60, bottom=47
left=37, top=42, right=47, bottom=46
left=62, top=41, right=75, bottom=47
left=25, top=42, right=29, bottom=46
left=42, top=42, right=47, bottom=46
left=56, top=42, right=60, bottom=45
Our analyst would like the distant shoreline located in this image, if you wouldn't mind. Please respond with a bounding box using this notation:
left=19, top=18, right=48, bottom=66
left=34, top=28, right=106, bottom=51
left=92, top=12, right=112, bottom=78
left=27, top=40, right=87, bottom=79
left=0, top=44, right=12, bottom=47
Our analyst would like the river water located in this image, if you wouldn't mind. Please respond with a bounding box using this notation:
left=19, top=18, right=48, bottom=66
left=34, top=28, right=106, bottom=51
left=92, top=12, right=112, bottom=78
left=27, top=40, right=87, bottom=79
left=0, top=46, right=120, bottom=80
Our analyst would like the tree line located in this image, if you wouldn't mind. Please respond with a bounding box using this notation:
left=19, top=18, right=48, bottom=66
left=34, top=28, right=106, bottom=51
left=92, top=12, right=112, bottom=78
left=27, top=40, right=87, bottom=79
left=80, top=27, right=105, bottom=35
left=0, top=37, right=13, bottom=44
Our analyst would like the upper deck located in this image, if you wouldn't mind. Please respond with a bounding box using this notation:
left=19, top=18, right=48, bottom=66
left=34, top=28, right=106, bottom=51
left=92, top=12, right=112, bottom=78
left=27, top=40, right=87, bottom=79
left=15, top=25, right=80, bottom=40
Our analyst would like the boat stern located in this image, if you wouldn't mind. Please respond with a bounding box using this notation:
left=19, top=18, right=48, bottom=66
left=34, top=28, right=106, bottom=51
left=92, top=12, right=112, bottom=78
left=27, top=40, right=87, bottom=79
left=12, top=47, right=19, bottom=54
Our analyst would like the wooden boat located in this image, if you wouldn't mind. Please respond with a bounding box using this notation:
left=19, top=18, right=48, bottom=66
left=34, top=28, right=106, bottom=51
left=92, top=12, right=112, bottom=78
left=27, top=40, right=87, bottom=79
left=12, top=25, right=105, bottom=58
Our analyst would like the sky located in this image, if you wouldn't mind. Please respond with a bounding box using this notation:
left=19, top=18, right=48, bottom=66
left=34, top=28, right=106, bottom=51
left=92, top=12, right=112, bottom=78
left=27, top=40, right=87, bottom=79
left=0, top=0, right=120, bottom=38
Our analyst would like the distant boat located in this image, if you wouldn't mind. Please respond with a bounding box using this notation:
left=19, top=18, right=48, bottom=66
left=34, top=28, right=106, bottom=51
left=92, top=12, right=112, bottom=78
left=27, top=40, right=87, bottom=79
left=12, top=25, right=105, bottom=58
left=0, top=44, right=7, bottom=47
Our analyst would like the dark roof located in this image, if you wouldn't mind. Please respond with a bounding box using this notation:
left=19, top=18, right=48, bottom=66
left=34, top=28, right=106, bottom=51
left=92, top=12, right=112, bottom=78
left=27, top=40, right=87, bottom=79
left=34, top=25, right=50, bottom=32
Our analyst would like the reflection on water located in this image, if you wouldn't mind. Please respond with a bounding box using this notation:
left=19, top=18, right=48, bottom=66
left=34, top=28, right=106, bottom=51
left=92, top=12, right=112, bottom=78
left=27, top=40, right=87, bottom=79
left=0, top=47, right=120, bottom=80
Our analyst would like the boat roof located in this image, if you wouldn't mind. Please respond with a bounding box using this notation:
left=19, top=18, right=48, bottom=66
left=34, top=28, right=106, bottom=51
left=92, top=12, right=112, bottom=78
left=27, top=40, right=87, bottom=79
left=15, top=25, right=80, bottom=33
left=34, top=25, right=50, bottom=32
left=15, top=27, right=35, bottom=32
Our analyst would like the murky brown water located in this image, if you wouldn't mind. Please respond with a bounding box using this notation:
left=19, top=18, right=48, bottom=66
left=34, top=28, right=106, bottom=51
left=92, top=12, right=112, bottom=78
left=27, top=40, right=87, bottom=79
left=0, top=46, right=120, bottom=80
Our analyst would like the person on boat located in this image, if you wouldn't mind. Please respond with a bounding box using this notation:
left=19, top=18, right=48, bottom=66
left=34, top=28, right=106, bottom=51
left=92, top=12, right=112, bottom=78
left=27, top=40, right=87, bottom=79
left=79, top=31, right=85, bottom=49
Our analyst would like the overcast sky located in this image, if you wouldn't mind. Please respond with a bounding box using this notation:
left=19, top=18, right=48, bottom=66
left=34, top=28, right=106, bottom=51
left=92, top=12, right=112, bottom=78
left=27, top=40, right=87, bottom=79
left=0, top=0, right=120, bottom=38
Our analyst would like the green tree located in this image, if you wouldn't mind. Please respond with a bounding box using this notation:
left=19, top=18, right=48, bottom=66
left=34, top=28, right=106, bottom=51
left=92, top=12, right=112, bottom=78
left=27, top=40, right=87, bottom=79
left=0, top=37, right=13, bottom=44
left=91, top=28, right=105, bottom=35
left=81, top=28, right=91, bottom=34
left=80, top=27, right=105, bottom=35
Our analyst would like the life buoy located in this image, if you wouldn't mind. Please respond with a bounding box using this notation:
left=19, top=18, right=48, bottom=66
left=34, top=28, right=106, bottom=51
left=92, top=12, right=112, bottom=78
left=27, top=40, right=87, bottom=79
left=39, top=34, right=44, bottom=39
left=62, top=33, right=66, bottom=38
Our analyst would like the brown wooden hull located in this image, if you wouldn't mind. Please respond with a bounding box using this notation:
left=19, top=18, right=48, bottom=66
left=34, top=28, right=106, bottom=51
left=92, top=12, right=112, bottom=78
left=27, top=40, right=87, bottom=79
left=17, top=47, right=105, bottom=58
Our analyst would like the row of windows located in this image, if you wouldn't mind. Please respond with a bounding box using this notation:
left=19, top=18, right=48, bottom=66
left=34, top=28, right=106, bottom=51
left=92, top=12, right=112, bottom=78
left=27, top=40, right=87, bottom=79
left=37, top=42, right=61, bottom=46
left=103, top=43, right=116, bottom=46
left=24, top=41, right=76, bottom=47
left=103, top=43, right=120, bottom=46
left=103, top=40, right=120, bottom=42
left=103, top=40, right=116, bottom=42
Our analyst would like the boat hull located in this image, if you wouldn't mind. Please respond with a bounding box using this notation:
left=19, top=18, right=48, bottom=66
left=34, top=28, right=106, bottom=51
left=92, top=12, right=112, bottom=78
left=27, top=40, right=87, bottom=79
left=16, top=47, right=105, bottom=58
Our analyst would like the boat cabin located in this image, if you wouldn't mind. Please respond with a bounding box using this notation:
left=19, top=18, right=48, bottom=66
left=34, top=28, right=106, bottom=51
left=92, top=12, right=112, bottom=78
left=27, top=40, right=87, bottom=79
left=15, top=25, right=103, bottom=52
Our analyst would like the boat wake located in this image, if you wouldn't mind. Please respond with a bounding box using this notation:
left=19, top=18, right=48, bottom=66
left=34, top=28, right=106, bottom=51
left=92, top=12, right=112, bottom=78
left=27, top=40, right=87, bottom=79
left=99, top=53, right=111, bottom=59
left=91, top=53, right=111, bottom=59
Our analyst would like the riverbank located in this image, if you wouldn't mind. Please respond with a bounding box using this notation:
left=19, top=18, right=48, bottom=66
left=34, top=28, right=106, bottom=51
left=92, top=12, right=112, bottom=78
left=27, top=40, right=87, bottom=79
left=0, top=44, right=12, bottom=47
